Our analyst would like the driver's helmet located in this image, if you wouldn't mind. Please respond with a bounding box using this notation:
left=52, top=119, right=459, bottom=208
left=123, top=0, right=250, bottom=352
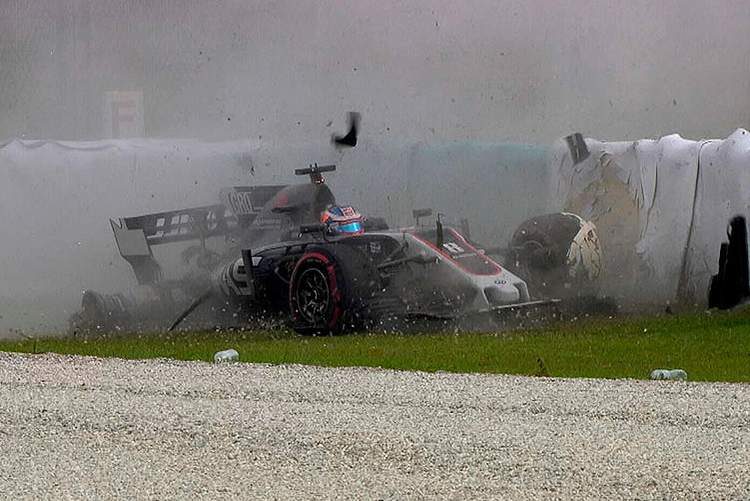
left=320, top=205, right=365, bottom=235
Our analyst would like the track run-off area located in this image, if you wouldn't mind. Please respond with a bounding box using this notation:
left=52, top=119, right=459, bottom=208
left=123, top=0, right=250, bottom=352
left=0, top=352, right=747, bottom=499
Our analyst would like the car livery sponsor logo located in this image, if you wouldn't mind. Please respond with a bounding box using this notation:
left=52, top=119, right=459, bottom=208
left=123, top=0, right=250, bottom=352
left=218, top=259, right=253, bottom=296
left=224, top=190, right=256, bottom=215
left=148, top=209, right=227, bottom=239
left=442, top=242, right=465, bottom=254
left=410, top=228, right=503, bottom=276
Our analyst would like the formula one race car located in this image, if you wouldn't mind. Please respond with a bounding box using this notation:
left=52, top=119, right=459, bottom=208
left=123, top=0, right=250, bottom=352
left=70, top=164, right=603, bottom=335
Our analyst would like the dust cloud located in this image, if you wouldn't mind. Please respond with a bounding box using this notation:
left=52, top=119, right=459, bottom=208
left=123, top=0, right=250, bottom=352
left=1, top=1, right=749, bottom=333
left=2, top=0, right=750, bottom=143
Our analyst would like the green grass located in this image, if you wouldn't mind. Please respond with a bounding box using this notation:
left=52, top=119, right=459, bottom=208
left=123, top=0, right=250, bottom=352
left=2, top=308, right=750, bottom=382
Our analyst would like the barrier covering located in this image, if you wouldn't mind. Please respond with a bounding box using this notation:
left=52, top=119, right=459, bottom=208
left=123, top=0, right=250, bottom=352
left=551, top=128, right=750, bottom=306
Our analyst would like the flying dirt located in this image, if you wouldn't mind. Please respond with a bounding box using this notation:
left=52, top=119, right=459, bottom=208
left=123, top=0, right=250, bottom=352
left=69, top=159, right=605, bottom=335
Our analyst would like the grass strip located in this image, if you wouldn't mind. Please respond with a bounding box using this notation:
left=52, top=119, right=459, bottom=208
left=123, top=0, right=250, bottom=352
left=1, top=309, right=749, bottom=382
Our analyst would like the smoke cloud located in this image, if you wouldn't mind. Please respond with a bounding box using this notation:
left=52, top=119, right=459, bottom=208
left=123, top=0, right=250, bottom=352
left=1, top=1, right=749, bottom=334
left=1, top=0, right=749, bottom=143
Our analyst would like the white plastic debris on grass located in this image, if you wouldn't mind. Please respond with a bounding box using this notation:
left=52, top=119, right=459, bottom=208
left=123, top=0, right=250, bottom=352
left=650, top=369, right=688, bottom=381
left=551, top=128, right=750, bottom=306
left=213, top=349, right=239, bottom=363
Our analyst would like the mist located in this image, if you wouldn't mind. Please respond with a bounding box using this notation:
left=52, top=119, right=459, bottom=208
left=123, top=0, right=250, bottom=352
left=2, top=0, right=750, bottom=144
left=2, top=1, right=750, bottom=333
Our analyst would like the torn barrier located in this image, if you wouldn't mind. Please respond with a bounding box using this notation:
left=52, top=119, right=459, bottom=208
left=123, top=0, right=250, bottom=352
left=551, top=128, right=750, bottom=306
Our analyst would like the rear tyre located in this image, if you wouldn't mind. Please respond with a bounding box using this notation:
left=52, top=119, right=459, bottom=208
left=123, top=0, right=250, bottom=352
left=289, top=244, right=379, bottom=335
left=69, top=290, right=130, bottom=334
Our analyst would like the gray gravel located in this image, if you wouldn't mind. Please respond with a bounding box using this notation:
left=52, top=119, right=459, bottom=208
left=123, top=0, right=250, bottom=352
left=0, top=352, right=748, bottom=500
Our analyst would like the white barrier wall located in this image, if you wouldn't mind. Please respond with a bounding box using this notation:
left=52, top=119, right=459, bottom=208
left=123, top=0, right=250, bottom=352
left=0, top=138, right=550, bottom=332
left=686, top=130, right=750, bottom=299
left=551, top=128, right=750, bottom=305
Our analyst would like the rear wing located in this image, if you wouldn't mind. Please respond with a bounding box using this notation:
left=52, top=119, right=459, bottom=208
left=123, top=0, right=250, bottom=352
left=113, top=204, right=234, bottom=247
left=111, top=185, right=286, bottom=284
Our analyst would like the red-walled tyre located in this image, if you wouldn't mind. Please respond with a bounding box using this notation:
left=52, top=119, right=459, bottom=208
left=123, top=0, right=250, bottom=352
left=289, top=244, right=377, bottom=335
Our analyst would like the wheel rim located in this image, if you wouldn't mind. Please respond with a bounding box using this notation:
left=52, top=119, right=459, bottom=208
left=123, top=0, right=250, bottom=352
left=295, top=267, right=330, bottom=324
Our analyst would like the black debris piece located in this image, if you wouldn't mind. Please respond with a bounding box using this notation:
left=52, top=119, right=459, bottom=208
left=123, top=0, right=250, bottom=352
left=708, top=215, right=750, bottom=309
left=565, top=132, right=590, bottom=165
left=332, top=111, right=360, bottom=148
